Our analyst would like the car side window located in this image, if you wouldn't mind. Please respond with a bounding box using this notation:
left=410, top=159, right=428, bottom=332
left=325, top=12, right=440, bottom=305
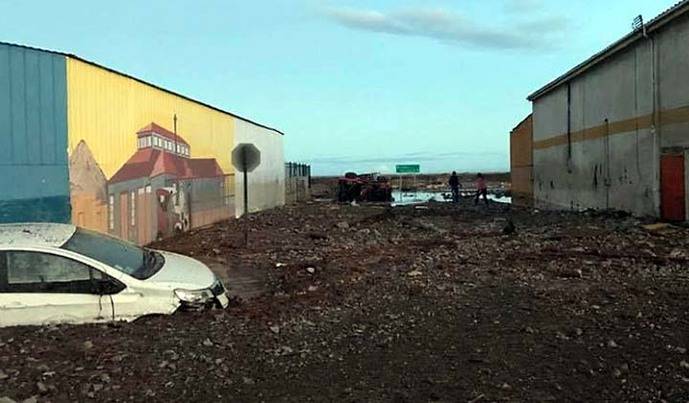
left=0, top=251, right=111, bottom=294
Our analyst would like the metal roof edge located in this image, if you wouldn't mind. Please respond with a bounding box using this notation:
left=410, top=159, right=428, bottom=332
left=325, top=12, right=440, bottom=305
left=0, top=40, right=285, bottom=136
left=510, top=113, right=533, bottom=134
left=527, top=0, right=689, bottom=102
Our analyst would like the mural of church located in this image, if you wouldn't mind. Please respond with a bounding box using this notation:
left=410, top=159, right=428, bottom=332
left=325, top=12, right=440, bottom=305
left=0, top=41, right=286, bottom=245
left=106, top=123, right=231, bottom=244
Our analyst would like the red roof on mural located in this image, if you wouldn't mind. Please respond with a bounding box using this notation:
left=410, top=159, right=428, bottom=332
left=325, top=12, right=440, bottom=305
left=137, top=123, right=190, bottom=146
left=109, top=148, right=224, bottom=184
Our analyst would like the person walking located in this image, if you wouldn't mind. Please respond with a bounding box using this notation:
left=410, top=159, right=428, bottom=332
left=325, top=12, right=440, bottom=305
left=474, top=173, right=488, bottom=206
left=449, top=171, right=461, bottom=203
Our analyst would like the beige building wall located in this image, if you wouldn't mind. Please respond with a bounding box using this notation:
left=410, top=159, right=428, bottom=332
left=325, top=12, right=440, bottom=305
left=510, top=115, right=533, bottom=206
left=234, top=119, right=286, bottom=217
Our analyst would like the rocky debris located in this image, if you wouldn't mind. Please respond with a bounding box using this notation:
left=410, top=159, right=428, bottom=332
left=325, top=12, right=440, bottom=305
left=0, top=200, right=688, bottom=402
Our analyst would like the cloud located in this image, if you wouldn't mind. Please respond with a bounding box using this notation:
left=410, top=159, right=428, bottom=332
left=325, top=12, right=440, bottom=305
left=504, top=0, right=544, bottom=14
left=322, top=5, right=568, bottom=50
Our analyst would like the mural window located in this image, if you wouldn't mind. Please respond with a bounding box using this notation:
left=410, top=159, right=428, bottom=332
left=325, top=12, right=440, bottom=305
left=108, top=195, right=115, bottom=230
left=130, top=192, right=136, bottom=227
left=145, top=136, right=152, bottom=147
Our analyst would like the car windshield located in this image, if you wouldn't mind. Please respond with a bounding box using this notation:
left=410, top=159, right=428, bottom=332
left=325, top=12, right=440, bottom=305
left=61, top=228, right=162, bottom=280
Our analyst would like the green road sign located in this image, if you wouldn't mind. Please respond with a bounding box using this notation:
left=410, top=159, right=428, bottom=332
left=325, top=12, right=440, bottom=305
left=396, top=164, right=420, bottom=173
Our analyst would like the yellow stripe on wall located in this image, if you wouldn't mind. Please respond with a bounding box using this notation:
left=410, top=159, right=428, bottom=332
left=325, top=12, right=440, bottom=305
left=66, top=58, right=235, bottom=178
left=533, top=106, right=689, bottom=151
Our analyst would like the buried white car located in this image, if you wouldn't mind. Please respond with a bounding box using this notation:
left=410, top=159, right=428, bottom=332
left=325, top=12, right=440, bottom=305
left=0, top=223, right=229, bottom=328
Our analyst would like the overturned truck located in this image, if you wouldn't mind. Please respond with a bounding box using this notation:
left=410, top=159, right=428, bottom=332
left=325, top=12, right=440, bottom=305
left=337, top=172, right=393, bottom=203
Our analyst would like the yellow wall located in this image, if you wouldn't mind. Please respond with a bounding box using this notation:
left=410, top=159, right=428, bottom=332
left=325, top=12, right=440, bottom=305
left=66, top=58, right=235, bottom=178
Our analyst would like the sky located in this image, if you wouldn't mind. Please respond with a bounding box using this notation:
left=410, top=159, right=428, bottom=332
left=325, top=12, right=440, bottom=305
left=0, top=0, right=677, bottom=175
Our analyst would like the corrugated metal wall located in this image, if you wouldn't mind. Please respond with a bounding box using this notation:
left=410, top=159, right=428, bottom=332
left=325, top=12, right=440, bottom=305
left=66, top=57, right=238, bottom=243
left=0, top=44, right=70, bottom=223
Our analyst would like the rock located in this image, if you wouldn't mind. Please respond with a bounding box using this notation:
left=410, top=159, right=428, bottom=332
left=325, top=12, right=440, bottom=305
left=678, top=347, right=687, bottom=354
left=502, top=219, right=516, bottom=235
left=308, top=232, right=328, bottom=240
left=613, top=368, right=622, bottom=378
left=163, top=350, right=179, bottom=361
left=202, top=338, right=214, bottom=347
left=559, top=268, right=583, bottom=279
left=83, top=340, right=94, bottom=350
left=642, top=223, right=672, bottom=233
left=243, top=376, right=255, bottom=385
left=306, top=267, right=316, bottom=274
left=269, top=325, right=280, bottom=334
left=607, top=340, right=619, bottom=348
left=35, top=364, right=49, bottom=372
left=280, top=346, right=294, bottom=355
left=22, top=398, right=38, bottom=403
left=407, top=270, right=423, bottom=277
left=0, top=370, right=8, bottom=380
left=670, top=249, right=686, bottom=259
left=36, top=382, right=48, bottom=395
left=680, top=360, right=689, bottom=370
left=574, top=328, right=584, bottom=337
left=307, top=285, right=319, bottom=292
left=336, top=221, right=350, bottom=229
left=0, top=397, right=16, bottom=403
left=275, top=262, right=287, bottom=268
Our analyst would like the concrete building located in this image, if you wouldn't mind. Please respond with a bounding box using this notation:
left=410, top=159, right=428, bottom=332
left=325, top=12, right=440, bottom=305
left=0, top=41, right=285, bottom=244
left=527, top=1, right=689, bottom=221
left=510, top=114, right=533, bottom=206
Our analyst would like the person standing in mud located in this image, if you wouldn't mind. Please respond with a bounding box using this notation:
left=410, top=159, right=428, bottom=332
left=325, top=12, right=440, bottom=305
left=474, top=173, right=488, bottom=205
left=449, top=171, right=461, bottom=203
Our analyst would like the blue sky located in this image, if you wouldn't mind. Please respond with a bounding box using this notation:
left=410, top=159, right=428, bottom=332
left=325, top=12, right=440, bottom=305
left=0, top=0, right=676, bottom=175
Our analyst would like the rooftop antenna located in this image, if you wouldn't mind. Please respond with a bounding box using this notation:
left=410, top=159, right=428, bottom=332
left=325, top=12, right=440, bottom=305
left=632, top=14, right=646, bottom=36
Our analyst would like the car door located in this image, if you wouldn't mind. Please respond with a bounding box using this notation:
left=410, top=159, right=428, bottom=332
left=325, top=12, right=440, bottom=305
left=0, top=250, right=112, bottom=327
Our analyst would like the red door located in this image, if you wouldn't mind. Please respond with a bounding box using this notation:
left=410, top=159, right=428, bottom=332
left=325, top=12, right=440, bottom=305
left=661, top=154, right=686, bottom=221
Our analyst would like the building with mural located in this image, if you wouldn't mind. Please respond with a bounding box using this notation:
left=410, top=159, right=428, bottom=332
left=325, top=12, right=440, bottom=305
left=0, top=41, right=285, bottom=244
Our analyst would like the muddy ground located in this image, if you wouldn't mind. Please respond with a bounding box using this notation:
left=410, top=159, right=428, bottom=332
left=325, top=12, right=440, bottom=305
left=1, top=200, right=689, bottom=402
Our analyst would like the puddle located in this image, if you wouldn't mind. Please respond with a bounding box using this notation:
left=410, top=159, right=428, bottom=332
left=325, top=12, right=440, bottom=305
left=391, top=190, right=511, bottom=206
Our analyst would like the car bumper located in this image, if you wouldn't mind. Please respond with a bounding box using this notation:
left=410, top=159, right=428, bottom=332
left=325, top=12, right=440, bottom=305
left=178, top=280, right=229, bottom=310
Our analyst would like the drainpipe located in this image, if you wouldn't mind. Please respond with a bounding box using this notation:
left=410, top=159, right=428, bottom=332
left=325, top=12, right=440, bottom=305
left=604, top=118, right=611, bottom=209
left=567, top=82, right=573, bottom=173
left=645, top=26, right=662, bottom=216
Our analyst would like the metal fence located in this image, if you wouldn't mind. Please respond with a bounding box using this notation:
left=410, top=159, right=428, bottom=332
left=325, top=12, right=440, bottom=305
left=285, top=162, right=311, bottom=203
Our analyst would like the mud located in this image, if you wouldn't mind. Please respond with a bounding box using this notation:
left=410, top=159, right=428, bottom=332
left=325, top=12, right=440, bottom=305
left=1, top=200, right=688, bottom=402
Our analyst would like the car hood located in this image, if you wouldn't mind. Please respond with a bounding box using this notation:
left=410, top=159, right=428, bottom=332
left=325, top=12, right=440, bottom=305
left=144, top=251, right=216, bottom=290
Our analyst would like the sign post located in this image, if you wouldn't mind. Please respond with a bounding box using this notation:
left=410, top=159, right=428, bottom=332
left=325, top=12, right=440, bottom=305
left=395, top=164, right=421, bottom=203
left=232, top=143, right=261, bottom=246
